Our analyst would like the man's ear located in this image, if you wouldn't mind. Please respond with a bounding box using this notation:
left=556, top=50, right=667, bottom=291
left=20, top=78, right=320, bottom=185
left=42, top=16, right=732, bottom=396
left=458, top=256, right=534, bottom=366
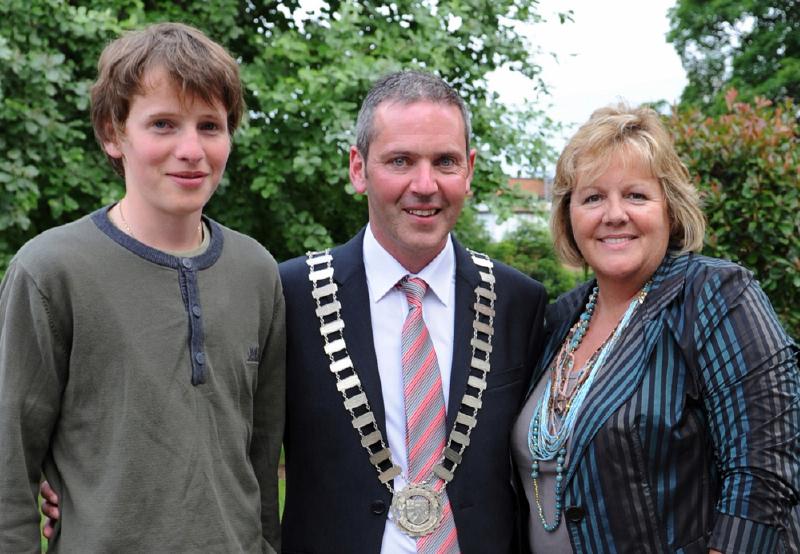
left=465, top=148, right=477, bottom=195
left=349, top=146, right=367, bottom=194
left=102, top=123, right=123, bottom=159
left=104, top=141, right=122, bottom=159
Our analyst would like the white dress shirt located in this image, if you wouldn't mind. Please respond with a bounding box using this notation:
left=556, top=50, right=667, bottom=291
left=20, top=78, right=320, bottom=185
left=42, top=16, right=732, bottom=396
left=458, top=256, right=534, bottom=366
left=362, top=224, right=456, bottom=554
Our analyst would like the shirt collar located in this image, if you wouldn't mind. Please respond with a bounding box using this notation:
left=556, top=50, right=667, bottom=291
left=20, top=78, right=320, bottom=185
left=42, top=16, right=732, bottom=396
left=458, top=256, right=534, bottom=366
left=362, top=223, right=455, bottom=307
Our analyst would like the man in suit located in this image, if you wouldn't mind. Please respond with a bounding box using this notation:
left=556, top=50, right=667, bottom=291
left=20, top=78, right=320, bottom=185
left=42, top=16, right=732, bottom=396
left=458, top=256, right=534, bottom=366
left=280, top=71, right=547, bottom=553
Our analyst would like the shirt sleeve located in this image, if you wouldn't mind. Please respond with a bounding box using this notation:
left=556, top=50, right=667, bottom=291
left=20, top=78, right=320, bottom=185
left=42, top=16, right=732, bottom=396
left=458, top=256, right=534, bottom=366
left=250, top=267, right=286, bottom=554
left=0, top=261, right=66, bottom=552
left=688, top=266, right=800, bottom=553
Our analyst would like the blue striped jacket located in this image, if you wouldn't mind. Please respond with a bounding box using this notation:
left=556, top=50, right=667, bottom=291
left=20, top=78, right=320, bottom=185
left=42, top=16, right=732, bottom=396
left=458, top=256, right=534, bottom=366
left=530, top=253, right=799, bottom=553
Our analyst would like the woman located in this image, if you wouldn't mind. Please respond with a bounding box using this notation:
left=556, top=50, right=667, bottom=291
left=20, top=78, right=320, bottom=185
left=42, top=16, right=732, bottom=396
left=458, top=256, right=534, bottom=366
left=512, top=104, right=799, bottom=553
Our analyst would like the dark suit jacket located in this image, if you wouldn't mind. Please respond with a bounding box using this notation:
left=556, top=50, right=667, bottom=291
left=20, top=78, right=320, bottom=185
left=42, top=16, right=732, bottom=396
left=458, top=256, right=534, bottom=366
left=523, top=253, right=799, bottom=553
left=279, top=229, right=546, bottom=553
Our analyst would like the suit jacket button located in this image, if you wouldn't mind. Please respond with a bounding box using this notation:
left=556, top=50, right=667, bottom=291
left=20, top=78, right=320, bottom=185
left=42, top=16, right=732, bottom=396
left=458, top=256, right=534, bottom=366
left=565, top=506, right=585, bottom=522
left=371, top=500, right=386, bottom=515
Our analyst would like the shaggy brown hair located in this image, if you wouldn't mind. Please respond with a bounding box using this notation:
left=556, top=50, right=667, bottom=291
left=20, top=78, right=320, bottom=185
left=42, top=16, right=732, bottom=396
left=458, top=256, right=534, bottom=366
left=91, top=22, right=244, bottom=175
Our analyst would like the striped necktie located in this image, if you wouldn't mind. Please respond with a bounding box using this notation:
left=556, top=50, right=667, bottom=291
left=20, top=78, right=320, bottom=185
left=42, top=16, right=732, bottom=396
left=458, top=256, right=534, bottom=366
left=399, top=276, right=460, bottom=553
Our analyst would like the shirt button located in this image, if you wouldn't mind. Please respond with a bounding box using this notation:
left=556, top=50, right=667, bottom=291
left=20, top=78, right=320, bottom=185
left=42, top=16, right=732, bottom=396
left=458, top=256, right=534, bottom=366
left=565, top=506, right=585, bottom=522
left=192, top=305, right=201, bottom=317
left=181, top=258, right=193, bottom=269
left=370, top=500, right=386, bottom=515
left=195, top=352, right=205, bottom=365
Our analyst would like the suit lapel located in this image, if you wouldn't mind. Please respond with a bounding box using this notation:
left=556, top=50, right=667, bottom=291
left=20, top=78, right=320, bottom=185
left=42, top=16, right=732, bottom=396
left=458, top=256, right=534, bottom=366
left=446, top=239, right=482, bottom=429
left=333, top=229, right=389, bottom=439
left=563, top=315, right=662, bottom=487
left=562, top=254, right=689, bottom=488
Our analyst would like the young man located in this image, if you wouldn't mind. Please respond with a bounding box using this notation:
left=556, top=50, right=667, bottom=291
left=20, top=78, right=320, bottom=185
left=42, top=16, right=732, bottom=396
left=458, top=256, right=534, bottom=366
left=0, top=22, right=284, bottom=552
left=279, top=71, right=547, bottom=553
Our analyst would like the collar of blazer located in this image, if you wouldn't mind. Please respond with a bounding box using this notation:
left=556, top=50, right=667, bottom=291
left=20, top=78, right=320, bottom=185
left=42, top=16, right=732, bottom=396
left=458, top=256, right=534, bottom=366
left=531, top=252, right=692, bottom=490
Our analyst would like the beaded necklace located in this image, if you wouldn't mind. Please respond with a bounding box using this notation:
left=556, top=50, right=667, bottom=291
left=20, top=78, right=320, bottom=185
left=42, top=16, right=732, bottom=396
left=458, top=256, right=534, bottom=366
left=527, top=280, right=652, bottom=532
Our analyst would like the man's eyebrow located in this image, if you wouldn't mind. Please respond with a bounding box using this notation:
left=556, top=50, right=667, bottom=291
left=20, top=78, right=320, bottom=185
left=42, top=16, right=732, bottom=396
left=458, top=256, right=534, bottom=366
left=434, top=149, right=466, bottom=159
left=143, top=110, right=180, bottom=118
left=375, top=149, right=415, bottom=160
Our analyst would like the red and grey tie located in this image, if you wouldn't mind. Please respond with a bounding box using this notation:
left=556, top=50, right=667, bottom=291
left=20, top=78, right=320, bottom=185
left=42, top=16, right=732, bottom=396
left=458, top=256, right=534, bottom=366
left=399, top=276, right=460, bottom=554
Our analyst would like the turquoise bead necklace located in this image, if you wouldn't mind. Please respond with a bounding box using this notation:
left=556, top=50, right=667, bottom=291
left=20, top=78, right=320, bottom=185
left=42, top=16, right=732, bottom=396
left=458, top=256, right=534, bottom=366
left=528, top=280, right=652, bottom=532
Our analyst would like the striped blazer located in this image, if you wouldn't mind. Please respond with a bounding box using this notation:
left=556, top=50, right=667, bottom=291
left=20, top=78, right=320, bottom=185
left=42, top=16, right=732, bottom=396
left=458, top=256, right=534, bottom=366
left=528, top=253, right=800, bottom=553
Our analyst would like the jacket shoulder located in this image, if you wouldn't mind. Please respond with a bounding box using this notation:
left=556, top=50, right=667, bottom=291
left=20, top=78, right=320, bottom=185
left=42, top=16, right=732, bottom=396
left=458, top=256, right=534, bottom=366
left=279, top=237, right=360, bottom=293
left=279, top=253, right=309, bottom=282
left=682, top=253, right=753, bottom=285
left=668, top=253, right=756, bottom=317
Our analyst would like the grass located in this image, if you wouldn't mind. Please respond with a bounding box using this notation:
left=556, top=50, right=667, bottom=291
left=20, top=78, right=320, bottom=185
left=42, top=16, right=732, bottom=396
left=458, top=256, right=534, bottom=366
left=279, top=478, right=286, bottom=516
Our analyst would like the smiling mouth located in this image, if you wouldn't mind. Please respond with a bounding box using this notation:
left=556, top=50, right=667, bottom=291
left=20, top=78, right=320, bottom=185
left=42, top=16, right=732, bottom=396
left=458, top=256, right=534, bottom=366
left=600, top=236, right=635, bottom=244
left=405, top=208, right=439, bottom=217
left=170, top=172, right=207, bottom=179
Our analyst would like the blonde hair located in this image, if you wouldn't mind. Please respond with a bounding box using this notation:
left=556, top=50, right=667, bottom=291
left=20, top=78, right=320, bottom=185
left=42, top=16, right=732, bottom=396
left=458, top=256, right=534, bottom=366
left=551, top=103, right=705, bottom=266
left=91, top=22, right=244, bottom=175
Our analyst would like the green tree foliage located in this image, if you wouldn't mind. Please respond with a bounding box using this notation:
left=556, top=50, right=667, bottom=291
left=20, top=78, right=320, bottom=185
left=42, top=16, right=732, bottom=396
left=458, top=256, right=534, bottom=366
left=484, top=219, right=583, bottom=300
left=0, top=0, right=557, bottom=273
left=0, top=2, right=125, bottom=272
left=667, top=0, right=800, bottom=112
left=451, top=201, right=584, bottom=300
left=667, top=90, right=800, bottom=337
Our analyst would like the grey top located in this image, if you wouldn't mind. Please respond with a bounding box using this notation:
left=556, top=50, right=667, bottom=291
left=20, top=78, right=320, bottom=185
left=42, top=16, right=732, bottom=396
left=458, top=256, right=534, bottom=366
left=512, top=373, right=575, bottom=553
left=0, top=208, right=285, bottom=553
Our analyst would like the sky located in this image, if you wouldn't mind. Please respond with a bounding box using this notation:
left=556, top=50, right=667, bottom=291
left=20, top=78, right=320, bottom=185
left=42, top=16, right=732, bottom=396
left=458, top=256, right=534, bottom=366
left=488, top=0, right=687, bottom=162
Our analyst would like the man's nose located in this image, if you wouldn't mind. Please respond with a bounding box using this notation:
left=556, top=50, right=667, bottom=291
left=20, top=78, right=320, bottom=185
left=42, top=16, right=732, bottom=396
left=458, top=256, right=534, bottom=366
left=175, top=129, right=204, bottom=162
left=409, top=162, right=437, bottom=195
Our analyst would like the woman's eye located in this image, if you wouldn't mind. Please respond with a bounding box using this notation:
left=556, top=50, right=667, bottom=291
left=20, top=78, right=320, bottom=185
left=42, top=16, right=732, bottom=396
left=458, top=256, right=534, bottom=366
left=583, top=194, right=601, bottom=204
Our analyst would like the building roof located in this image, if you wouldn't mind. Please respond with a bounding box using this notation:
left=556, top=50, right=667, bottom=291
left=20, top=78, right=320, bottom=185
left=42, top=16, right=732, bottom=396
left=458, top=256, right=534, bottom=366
left=508, top=177, right=545, bottom=198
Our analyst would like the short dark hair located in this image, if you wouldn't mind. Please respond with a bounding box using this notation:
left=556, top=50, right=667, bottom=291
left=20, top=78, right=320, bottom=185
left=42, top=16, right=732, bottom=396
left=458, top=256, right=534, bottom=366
left=91, top=22, right=244, bottom=175
left=355, top=70, right=471, bottom=161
